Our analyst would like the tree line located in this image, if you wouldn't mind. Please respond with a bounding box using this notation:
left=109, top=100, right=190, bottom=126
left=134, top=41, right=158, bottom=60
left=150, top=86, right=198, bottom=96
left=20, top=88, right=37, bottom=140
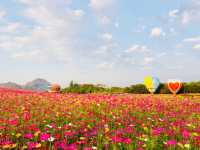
left=62, top=81, right=200, bottom=94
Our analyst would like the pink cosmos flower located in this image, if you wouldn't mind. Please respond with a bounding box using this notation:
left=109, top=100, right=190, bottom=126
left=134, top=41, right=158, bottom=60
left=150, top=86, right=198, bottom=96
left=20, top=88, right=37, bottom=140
left=66, top=144, right=77, bottom=150
left=64, top=131, right=76, bottom=137
left=40, top=133, right=51, bottom=141
left=166, top=140, right=177, bottom=146
left=24, top=133, right=33, bottom=139
left=111, top=136, right=123, bottom=143
left=28, top=142, right=37, bottom=150
left=152, top=127, right=164, bottom=136
left=182, top=130, right=190, bottom=139
left=123, top=138, right=132, bottom=144
left=8, top=118, right=18, bottom=126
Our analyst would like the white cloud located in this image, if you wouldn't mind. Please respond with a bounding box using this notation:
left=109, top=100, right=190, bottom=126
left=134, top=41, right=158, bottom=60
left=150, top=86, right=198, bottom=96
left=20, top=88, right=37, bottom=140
left=89, top=0, right=116, bottom=26
left=183, top=36, right=200, bottom=42
left=144, top=57, right=154, bottom=64
left=0, top=10, right=6, bottom=20
left=169, top=9, right=179, bottom=18
left=97, top=62, right=114, bottom=69
left=133, top=25, right=146, bottom=33
left=193, top=44, right=200, bottom=50
left=125, top=44, right=150, bottom=53
left=71, top=9, right=85, bottom=18
left=89, top=0, right=115, bottom=12
left=181, top=11, right=191, bottom=24
left=101, top=33, right=113, bottom=42
left=150, top=27, right=166, bottom=38
left=99, top=16, right=111, bottom=25
left=124, top=57, right=135, bottom=65
left=95, top=43, right=117, bottom=54
left=180, top=0, right=200, bottom=24
left=157, top=52, right=167, bottom=58
left=0, top=22, right=22, bottom=33
left=11, top=50, right=40, bottom=59
left=0, top=0, right=85, bottom=63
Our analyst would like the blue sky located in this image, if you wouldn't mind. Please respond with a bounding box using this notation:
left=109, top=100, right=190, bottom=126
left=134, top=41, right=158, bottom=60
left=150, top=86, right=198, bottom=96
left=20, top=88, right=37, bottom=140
left=0, top=0, right=200, bottom=86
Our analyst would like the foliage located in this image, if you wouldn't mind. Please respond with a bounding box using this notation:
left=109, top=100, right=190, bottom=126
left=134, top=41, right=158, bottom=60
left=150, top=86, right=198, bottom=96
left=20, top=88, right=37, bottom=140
left=62, top=81, right=200, bottom=94
left=124, top=84, right=148, bottom=94
left=62, top=81, right=108, bottom=94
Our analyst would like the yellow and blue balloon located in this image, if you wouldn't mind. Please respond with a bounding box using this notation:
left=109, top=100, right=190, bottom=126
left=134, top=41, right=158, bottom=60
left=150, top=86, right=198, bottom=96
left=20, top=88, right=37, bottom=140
left=144, top=76, right=160, bottom=94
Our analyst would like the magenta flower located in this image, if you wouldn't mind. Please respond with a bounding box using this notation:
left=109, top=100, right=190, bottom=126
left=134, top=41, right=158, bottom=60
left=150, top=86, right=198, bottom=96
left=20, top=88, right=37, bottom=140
left=40, top=133, right=51, bottom=141
left=123, top=138, right=132, bottom=144
left=66, top=144, right=77, bottom=150
left=8, top=118, right=18, bottom=126
left=152, top=127, right=164, bottom=136
left=24, top=133, right=33, bottom=139
left=182, top=130, right=190, bottom=139
left=166, top=140, right=177, bottom=146
left=28, top=142, right=37, bottom=150
left=64, top=131, right=76, bottom=137
left=111, top=136, right=123, bottom=143
left=84, top=147, right=92, bottom=150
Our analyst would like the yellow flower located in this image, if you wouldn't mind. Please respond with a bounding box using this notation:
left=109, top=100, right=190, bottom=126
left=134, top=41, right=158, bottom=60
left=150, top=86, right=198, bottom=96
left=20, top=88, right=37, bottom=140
left=177, top=142, right=184, bottom=149
left=80, top=137, right=86, bottom=140
left=16, top=133, right=22, bottom=138
left=142, top=144, right=147, bottom=147
left=184, top=144, right=190, bottom=149
left=34, top=131, right=41, bottom=137
left=143, top=127, right=148, bottom=132
left=22, top=145, right=28, bottom=149
left=192, top=132, right=199, bottom=136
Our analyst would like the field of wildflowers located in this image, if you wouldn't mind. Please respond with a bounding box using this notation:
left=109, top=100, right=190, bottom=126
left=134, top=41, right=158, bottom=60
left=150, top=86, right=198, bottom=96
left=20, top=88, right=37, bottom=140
left=0, top=87, right=200, bottom=150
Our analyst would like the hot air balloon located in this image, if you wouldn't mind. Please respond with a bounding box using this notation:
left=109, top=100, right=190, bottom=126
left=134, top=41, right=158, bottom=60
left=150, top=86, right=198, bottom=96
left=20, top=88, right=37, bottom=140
left=144, top=76, right=160, bottom=94
left=167, top=79, right=182, bottom=95
left=50, top=84, right=61, bottom=93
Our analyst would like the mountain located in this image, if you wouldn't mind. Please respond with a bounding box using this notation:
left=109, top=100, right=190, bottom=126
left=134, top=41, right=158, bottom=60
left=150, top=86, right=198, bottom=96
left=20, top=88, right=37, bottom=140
left=0, top=79, right=51, bottom=91
left=0, top=82, right=23, bottom=89
left=24, top=78, right=51, bottom=91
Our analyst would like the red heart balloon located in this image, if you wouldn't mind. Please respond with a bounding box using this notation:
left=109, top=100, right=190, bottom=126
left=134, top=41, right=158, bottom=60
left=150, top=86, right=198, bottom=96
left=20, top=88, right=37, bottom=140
left=167, top=80, right=182, bottom=94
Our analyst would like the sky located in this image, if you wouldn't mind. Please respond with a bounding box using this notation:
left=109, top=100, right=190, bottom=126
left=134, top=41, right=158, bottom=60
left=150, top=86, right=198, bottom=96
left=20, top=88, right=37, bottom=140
left=0, top=0, right=200, bottom=87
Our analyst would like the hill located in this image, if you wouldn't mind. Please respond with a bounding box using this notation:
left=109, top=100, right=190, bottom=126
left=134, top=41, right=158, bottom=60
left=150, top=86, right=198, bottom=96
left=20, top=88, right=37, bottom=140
left=0, top=79, right=51, bottom=91
left=0, top=82, right=22, bottom=89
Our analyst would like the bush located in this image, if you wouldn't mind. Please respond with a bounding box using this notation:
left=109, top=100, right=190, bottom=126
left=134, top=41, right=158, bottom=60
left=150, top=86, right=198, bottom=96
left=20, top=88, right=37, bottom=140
left=62, top=81, right=200, bottom=94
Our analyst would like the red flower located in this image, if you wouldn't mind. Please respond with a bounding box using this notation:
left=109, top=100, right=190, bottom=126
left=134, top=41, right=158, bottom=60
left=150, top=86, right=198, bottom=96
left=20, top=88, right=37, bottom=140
left=23, top=112, right=31, bottom=121
left=8, top=118, right=18, bottom=126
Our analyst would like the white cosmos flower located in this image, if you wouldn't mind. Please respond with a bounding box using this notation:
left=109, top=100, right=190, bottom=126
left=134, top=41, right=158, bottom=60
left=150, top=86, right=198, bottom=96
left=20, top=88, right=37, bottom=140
left=48, top=136, right=55, bottom=142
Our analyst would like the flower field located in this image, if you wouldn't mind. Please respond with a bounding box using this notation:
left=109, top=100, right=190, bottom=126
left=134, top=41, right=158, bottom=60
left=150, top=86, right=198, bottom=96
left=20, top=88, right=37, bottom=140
left=0, top=88, right=200, bottom=150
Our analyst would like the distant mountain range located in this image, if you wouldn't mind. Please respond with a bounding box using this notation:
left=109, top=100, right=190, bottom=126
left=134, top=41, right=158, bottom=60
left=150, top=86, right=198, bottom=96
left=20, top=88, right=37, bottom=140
left=0, top=78, right=51, bottom=91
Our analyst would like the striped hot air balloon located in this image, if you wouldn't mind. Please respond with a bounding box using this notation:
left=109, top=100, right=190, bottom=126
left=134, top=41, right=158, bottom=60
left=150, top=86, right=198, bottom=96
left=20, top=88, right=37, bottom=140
left=144, top=76, right=160, bottom=94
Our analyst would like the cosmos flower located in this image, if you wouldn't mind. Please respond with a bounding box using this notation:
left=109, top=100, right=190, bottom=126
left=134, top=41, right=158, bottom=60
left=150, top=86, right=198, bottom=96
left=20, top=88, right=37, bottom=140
left=166, top=140, right=177, bottom=146
left=40, top=133, right=51, bottom=141
left=24, top=133, right=33, bottom=139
